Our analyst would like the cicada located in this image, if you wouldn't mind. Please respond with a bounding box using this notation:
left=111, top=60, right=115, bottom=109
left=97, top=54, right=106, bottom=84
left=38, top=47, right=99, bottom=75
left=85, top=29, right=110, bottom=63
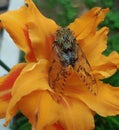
left=48, top=27, right=97, bottom=95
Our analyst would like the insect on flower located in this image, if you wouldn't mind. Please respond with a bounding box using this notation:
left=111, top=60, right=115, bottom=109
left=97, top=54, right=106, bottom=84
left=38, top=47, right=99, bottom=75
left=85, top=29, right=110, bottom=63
left=1, top=1, right=119, bottom=130
left=48, top=27, right=97, bottom=95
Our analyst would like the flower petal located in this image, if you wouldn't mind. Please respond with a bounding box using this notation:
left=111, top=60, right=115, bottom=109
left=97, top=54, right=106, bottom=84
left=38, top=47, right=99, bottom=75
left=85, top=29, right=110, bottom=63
left=93, top=51, right=119, bottom=79
left=64, top=73, right=119, bottom=117
left=25, top=0, right=58, bottom=61
left=0, top=0, right=58, bottom=62
left=68, top=7, right=109, bottom=39
left=4, top=59, right=52, bottom=125
left=0, top=63, right=25, bottom=118
left=76, top=25, right=119, bottom=79
left=79, top=27, right=109, bottom=66
left=17, top=91, right=94, bottom=130
left=79, top=82, right=119, bottom=117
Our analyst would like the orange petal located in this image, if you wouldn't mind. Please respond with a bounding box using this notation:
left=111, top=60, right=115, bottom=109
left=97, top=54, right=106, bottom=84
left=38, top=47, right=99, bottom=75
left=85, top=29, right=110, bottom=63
left=68, top=7, right=109, bottom=39
left=0, top=0, right=58, bottom=62
left=65, top=73, right=119, bottom=117
left=4, top=59, right=52, bottom=125
left=0, top=63, right=26, bottom=118
left=79, top=27, right=109, bottom=66
left=17, top=91, right=94, bottom=130
left=79, top=82, right=119, bottom=117
left=25, top=0, right=58, bottom=61
left=93, top=51, right=119, bottom=79
left=75, top=25, right=119, bottom=79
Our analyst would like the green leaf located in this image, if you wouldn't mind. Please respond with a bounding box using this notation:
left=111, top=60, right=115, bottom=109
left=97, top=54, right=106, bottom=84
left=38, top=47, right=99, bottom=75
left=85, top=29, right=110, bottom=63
left=103, top=70, right=119, bottom=87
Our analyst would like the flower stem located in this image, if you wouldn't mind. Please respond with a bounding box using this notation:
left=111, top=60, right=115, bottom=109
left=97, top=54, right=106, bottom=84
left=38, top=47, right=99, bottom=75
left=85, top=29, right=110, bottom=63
left=0, top=60, right=10, bottom=72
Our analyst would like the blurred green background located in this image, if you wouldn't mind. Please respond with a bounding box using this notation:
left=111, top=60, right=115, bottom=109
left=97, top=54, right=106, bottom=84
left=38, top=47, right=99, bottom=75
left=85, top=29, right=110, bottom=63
left=11, top=0, right=119, bottom=130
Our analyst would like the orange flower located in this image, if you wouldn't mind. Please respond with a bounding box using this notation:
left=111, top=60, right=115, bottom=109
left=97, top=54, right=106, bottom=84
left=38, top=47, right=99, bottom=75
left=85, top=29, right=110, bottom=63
left=0, top=0, right=119, bottom=130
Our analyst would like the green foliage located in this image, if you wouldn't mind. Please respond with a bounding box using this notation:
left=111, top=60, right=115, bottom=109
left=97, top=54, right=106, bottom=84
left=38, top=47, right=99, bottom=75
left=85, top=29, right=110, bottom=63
left=33, top=0, right=79, bottom=26
left=10, top=113, right=31, bottom=130
left=102, top=70, right=119, bottom=87
left=84, top=0, right=114, bottom=8
left=10, top=112, right=31, bottom=130
left=95, top=115, right=119, bottom=130
left=103, top=34, right=119, bottom=55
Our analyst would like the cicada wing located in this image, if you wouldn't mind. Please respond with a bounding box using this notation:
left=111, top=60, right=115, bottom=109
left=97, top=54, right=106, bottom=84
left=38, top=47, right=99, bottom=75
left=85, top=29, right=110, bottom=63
left=74, top=44, right=97, bottom=95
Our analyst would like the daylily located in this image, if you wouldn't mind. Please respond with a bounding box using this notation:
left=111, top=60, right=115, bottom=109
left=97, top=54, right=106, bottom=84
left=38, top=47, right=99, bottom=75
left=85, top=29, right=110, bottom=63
left=0, top=0, right=119, bottom=130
